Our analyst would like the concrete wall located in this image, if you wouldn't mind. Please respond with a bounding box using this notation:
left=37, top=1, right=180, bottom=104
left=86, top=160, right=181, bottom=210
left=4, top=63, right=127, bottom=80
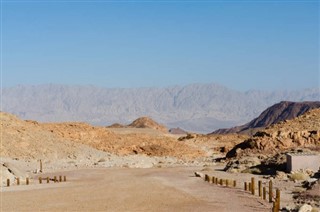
left=286, top=153, right=320, bottom=172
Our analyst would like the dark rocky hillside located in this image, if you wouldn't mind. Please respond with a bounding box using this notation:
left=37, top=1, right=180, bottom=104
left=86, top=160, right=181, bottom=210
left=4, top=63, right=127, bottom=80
left=213, top=101, right=320, bottom=135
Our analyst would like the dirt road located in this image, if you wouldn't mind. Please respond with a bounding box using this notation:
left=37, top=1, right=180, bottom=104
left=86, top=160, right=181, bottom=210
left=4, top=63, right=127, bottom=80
left=1, top=167, right=271, bottom=211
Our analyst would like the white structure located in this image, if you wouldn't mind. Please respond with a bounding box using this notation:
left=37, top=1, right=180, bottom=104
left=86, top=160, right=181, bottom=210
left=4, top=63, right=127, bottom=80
left=286, top=153, right=320, bottom=172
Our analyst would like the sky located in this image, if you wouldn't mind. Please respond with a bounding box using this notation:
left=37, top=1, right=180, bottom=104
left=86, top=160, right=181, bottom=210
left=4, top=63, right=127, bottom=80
left=1, top=0, right=319, bottom=91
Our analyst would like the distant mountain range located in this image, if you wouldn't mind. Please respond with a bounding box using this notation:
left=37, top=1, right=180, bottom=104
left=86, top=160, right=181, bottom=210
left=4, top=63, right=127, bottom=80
left=2, top=83, right=320, bottom=132
left=213, top=101, right=320, bottom=135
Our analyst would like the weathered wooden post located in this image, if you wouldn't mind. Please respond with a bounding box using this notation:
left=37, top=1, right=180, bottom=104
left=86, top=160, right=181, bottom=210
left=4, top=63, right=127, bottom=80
left=54, top=176, right=57, bottom=183
left=63, top=176, right=66, bottom=182
left=219, top=179, right=223, bottom=185
left=244, top=182, right=248, bottom=191
left=26, top=177, right=29, bottom=185
left=249, top=182, right=251, bottom=191
left=204, top=174, right=208, bottom=182
left=47, top=177, right=50, bottom=183
left=59, top=176, right=62, bottom=182
left=258, top=180, right=262, bottom=197
left=263, top=187, right=266, bottom=200
left=17, top=178, right=20, bottom=186
left=272, top=201, right=276, bottom=212
left=251, top=177, right=255, bottom=195
left=39, top=177, right=42, bottom=184
left=233, top=180, right=236, bottom=187
left=276, top=189, right=280, bottom=211
left=269, top=180, right=273, bottom=203
left=40, top=159, right=43, bottom=173
left=7, top=179, right=10, bottom=187
left=215, top=177, right=218, bottom=185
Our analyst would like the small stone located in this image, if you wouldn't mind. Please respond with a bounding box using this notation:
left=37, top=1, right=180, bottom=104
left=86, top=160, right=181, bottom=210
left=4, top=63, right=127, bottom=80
left=298, top=204, right=313, bottom=212
left=194, top=172, right=205, bottom=178
left=276, top=171, right=288, bottom=180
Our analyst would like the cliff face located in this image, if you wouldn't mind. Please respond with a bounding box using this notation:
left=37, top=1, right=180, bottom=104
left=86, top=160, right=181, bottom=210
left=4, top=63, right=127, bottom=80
left=213, top=101, right=320, bottom=135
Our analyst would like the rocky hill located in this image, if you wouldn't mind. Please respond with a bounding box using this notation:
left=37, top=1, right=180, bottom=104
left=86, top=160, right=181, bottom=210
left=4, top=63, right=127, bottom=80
left=0, top=112, right=105, bottom=160
left=42, top=122, right=203, bottom=159
left=128, top=117, right=168, bottom=133
left=169, top=128, right=188, bottom=135
left=107, top=117, right=168, bottom=133
left=226, top=108, right=320, bottom=158
left=2, top=84, right=319, bottom=132
left=0, top=112, right=203, bottom=160
left=213, top=101, right=320, bottom=134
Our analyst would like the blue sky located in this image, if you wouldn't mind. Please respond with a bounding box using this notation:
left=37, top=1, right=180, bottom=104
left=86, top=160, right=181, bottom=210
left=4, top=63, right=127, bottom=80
left=1, top=0, right=319, bottom=91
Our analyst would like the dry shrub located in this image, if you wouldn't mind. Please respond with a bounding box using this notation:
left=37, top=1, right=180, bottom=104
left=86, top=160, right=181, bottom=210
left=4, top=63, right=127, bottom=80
left=290, top=172, right=310, bottom=181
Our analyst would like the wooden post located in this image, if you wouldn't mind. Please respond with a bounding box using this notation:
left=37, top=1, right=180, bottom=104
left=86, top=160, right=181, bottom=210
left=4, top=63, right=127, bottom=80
left=272, top=201, right=276, bottom=212
left=7, top=179, right=10, bottom=187
left=233, top=180, right=236, bottom=187
left=215, top=178, right=218, bottom=185
left=26, top=177, right=29, bottom=185
left=249, top=182, right=251, bottom=192
left=54, top=176, right=57, bottom=183
left=244, top=182, right=248, bottom=191
left=276, top=189, right=280, bottom=211
left=40, top=159, right=43, bottom=173
left=17, top=178, right=20, bottom=186
left=251, top=177, right=255, bottom=195
left=263, top=187, right=266, bottom=200
left=258, top=180, right=262, bottom=197
left=63, top=176, right=66, bottom=182
left=39, top=177, right=42, bottom=184
left=47, top=177, right=50, bottom=183
left=59, top=176, right=62, bottom=182
left=269, top=180, right=273, bottom=203
left=219, top=179, right=223, bottom=185
left=210, top=176, right=214, bottom=184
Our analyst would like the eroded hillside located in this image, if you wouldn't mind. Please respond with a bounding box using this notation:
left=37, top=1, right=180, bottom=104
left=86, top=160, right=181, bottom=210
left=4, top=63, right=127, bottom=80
left=1, top=112, right=204, bottom=160
left=0, top=112, right=106, bottom=160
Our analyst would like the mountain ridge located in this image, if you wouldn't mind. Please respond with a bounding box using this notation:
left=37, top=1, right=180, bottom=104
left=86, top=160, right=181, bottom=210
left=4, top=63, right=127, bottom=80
left=3, top=83, right=319, bottom=132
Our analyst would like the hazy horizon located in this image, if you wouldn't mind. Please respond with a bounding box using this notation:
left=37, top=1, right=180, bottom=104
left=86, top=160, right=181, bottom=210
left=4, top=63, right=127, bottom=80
left=2, top=82, right=320, bottom=93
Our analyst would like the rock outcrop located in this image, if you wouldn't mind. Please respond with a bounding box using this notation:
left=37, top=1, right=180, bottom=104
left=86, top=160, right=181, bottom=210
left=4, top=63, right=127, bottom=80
left=226, top=108, right=320, bottom=159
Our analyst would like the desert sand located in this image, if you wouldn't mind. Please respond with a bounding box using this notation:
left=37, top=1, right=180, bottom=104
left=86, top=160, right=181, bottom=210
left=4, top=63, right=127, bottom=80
left=1, top=167, right=271, bottom=212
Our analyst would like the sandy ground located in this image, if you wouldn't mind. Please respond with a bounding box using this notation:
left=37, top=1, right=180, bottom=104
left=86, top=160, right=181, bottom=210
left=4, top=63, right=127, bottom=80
left=0, top=167, right=271, bottom=212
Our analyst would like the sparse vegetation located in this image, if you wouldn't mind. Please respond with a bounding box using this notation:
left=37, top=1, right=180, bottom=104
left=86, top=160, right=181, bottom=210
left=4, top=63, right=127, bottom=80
left=289, top=173, right=310, bottom=181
